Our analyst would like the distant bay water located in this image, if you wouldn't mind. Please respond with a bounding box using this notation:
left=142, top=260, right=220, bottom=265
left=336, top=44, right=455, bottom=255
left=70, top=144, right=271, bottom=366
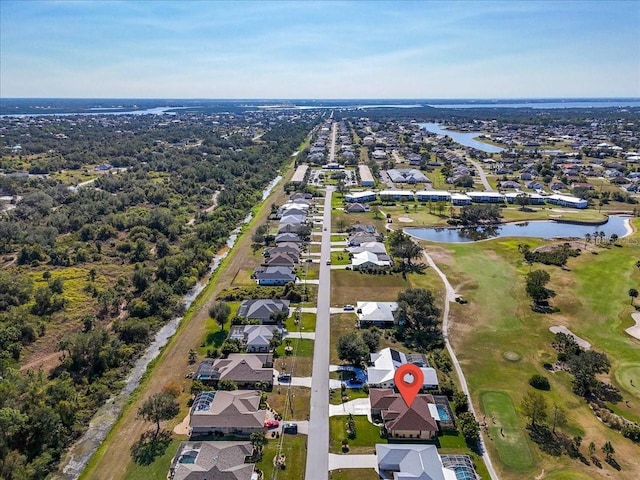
left=419, top=122, right=504, bottom=153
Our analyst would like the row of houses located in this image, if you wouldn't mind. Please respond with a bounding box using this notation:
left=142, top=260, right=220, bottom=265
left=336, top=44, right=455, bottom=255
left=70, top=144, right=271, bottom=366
left=345, top=189, right=588, bottom=209
left=255, top=193, right=315, bottom=285
left=346, top=224, right=393, bottom=270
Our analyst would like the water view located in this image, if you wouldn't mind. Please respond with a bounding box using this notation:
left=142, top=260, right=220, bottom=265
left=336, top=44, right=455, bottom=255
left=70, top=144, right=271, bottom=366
left=419, top=122, right=504, bottom=153
left=427, top=100, right=640, bottom=109
left=407, top=216, right=631, bottom=243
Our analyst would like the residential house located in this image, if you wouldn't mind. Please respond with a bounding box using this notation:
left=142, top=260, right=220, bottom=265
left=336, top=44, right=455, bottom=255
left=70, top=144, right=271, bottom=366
left=264, top=243, right=301, bottom=257
left=274, top=232, right=302, bottom=244
left=169, top=441, right=255, bottom=480
left=195, top=354, right=274, bottom=389
left=347, top=242, right=387, bottom=255
left=376, top=444, right=465, bottom=480
left=370, top=389, right=439, bottom=439
left=367, top=348, right=439, bottom=389
left=356, top=301, right=398, bottom=328
left=526, top=180, right=543, bottom=190
left=237, top=299, right=290, bottom=324
left=229, top=324, right=282, bottom=353
left=264, top=252, right=298, bottom=268
left=348, top=231, right=383, bottom=246
left=359, top=164, right=375, bottom=187
left=277, top=223, right=303, bottom=234
left=499, top=180, right=521, bottom=189
left=349, top=224, right=377, bottom=234
left=254, top=266, right=296, bottom=285
left=189, top=390, right=266, bottom=436
left=387, top=169, right=429, bottom=184
left=352, top=251, right=392, bottom=270
left=346, top=202, right=370, bottom=213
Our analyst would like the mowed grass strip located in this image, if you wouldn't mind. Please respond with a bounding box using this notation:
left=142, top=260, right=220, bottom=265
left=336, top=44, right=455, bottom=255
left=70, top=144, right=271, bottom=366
left=266, top=386, right=310, bottom=421
left=331, top=270, right=408, bottom=306
left=275, top=338, right=314, bottom=377
left=330, top=468, right=379, bottom=480
left=480, top=391, right=533, bottom=470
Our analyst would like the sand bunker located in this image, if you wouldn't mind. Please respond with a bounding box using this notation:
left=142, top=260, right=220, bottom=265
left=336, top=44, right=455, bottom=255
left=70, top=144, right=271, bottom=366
left=549, top=326, right=591, bottom=350
left=626, top=313, right=640, bottom=340
left=397, top=216, right=414, bottom=223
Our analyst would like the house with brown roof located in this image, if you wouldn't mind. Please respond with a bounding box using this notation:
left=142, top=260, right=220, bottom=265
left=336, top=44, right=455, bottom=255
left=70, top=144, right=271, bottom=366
left=195, top=353, right=274, bottom=389
left=263, top=251, right=299, bottom=267
left=370, top=388, right=439, bottom=440
left=189, top=390, right=266, bottom=437
left=169, top=441, right=255, bottom=480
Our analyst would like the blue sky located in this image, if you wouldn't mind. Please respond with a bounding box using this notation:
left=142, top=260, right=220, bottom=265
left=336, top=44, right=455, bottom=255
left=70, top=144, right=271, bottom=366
left=1, top=0, right=638, bottom=98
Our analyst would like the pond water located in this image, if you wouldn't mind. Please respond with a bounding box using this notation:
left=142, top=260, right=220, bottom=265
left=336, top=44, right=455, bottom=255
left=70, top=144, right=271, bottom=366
left=419, top=122, right=504, bottom=153
left=406, top=216, right=630, bottom=243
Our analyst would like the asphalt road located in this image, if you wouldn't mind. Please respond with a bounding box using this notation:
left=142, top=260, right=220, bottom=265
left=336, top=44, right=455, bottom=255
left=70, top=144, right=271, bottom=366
left=304, top=186, right=334, bottom=480
left=468, top=158, right=494, bottom=191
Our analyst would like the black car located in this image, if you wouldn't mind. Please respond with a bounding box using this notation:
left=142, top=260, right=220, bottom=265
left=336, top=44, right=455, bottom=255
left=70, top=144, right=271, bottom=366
left=283, top=423, right=298, bottom=434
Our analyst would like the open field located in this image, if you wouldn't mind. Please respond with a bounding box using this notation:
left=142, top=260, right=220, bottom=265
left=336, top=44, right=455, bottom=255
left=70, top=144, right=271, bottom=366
left=123, top=437, right=185, bottom=480
left=432, top=227, right=640, bottom=479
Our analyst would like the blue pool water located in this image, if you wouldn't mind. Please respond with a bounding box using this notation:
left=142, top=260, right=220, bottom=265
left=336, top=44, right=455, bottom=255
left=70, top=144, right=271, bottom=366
left=436, top=404, right=451, bottom=422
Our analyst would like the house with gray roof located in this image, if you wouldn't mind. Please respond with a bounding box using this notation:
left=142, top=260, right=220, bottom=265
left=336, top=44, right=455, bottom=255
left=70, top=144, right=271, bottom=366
left=275, top=232, right=303, bottom=244
left=253, top=266, right=296, bottom=285
left=376, top=444, right=464, bottom=480
left=237, top=299, right=290, bottom=323
left=195, top=354, right=274, bottom=389
left=169, top=441, right=255, bottom=480
left=189, top=390, right=266, bottom=436
left=229, top=324, right=282, bottom=353
left=355, top=301, right=398, bottom=327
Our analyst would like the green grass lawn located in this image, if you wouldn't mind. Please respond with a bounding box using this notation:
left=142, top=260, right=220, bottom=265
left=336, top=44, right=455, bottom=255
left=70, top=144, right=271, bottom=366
left=267, top=386, right=310, bottom=420
left=330, top=251, right=351, bottom=265
left=124, top=437, right=183, bottom=480
left=329, top=416, right=385, bottom=454
left=329, top=469, right=379, bottom=480
left=331, top=234, right=348, bottom=242
left=284, top=311, right=316, bottom=333
left=329, top=388, right=369, bottom=405
left=480, top=391, right=533, bottom=470
left=275, top=338, right=314, bottom=377
left=256, top=434, right=307, bottom=480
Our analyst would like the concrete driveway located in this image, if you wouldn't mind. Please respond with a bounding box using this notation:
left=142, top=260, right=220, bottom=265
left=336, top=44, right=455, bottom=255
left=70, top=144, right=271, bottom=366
left=328, top=454, right=378, bottom=471
left=283, top=332, right=316, bottom=340
left=274, top=375, right=312, bottom=388
left=329, top=398, right=371, bottom=417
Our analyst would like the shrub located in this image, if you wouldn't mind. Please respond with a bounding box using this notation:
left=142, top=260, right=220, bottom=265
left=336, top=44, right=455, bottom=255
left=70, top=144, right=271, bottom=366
left=529, top=374, right=550, bottom=390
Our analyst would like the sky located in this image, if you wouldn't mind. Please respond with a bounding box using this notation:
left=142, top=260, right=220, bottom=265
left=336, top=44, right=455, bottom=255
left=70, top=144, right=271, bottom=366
left=1, top=0, right=639, bottom=99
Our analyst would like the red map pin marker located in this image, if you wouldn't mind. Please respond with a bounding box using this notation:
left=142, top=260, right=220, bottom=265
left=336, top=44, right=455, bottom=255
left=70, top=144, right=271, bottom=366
left=394, top=363, right=424, bottom=408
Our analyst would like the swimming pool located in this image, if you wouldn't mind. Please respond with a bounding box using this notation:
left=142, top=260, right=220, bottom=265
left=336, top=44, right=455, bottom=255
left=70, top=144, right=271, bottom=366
left=436, top=404, right=451, bottom=422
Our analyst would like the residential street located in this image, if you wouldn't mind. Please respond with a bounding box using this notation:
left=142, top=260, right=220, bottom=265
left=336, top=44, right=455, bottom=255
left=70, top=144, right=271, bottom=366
left=468, top=158, right=493, bottom=191
left=304, top=186, right=334, bottom=480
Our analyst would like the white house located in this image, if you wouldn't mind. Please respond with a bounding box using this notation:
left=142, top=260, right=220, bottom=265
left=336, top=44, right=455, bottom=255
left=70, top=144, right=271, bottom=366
left=367, top=348, right=439, bottom=389
left=345, top=190, right=377, bottom=203
left=356, top=301, right=398, bottom=328
left=545, top=194, right=588, bottom=209
left=352, top=251, right=391, bottom=270
left=376, top=444, right=460, bottom=480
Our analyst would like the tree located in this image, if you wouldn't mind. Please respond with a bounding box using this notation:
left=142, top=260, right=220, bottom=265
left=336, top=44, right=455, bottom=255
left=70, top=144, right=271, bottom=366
left=610, top=233, right=618, bottom=244
left=250, top=431, right=266, bottom=458
left=584, top=233, right=591, bottom=247
left=515, top=193, right=529, bottom=211
left=361, top=329, right=380, bottom=352
left=453, top=391, right=469, bottom=415
left=588, top=441, right=596, bottom=458
left=209, top=301, right=231, bottom=332
left=521, top=391, right=548, bottom=429
left=395, top=288, right=442, bottom=351
left=601, top=441, right=614, bottom=461
left=218, top=380, right=238, bottom=391
left=337, top=332, right=370, bottom=365
left=629, top=288, right=638, bottom=306
left=551, top=405, right=567, bottom=434
left=457, top=411, right=480, bottom=444
left=526, top=269, right=555, bottom=306
left=137, top=392, right=180, bottom=437
left=528, top=374, right=550, bottom=390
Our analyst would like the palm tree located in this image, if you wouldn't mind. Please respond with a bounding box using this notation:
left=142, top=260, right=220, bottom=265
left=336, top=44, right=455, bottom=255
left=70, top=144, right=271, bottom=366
left=601, top=441, right=614, bottom=462
left=598, top=231, right=606, bottom=244
left=588, top=441, right=596, bottom=458
left=610, top=233, right=618, bottom=244
left=629, top=288, right=638, bottom=305
left=584, top=233, right=591, bottom=247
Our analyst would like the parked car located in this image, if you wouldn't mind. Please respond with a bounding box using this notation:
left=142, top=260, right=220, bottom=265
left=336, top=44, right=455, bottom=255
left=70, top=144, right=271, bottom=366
left=278, top=373, right=292, bottom=382
left=343, top=304, right=355, bottom=311
left=264, top=420, right=280, bottom=429
left=282, top=422, right=298, bottom=434
left=326, top=259, right=331, bottom=265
